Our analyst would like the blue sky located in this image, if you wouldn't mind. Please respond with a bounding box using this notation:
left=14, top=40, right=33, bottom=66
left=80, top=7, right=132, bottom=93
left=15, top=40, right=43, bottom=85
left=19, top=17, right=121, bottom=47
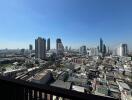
left=0, top=0, right=132, bottom=49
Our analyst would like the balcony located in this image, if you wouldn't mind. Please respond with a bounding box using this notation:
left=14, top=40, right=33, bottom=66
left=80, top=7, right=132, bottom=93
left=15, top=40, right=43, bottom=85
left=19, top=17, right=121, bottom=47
left=0, top=76, right=118, bottom=100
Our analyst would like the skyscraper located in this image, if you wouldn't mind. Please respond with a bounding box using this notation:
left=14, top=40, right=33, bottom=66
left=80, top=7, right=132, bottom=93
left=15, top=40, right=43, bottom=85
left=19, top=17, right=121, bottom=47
left=97, top=46, right=99, bottom=53
left=35, top=37, right=46, bottom=59
left=102, top=44, right=106, bottom=55
left=117, top=43, right=128, bottom=56
left=89, top=48, right=99, bottom=56
left=47, top=38, right=50, bottom=51
left=100, top=38, right=103, bottom=53
left=80, top=46, right=87, bottom=55
left=21, top=49, right=25, bottom=55
left=107, top=47, right=110, bottom=55
left=29, top=44, right=33, bottom=51
left=56, top=38, right=64, bottom=54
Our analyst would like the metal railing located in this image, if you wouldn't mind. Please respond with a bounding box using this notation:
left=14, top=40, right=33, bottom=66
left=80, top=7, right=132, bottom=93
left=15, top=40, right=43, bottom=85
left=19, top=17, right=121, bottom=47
left=0, top=76, right=118, bottom=100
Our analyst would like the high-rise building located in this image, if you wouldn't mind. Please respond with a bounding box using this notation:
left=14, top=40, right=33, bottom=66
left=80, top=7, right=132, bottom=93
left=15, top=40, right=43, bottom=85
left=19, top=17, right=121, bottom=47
left=117, top=43, right=128, bottom=56
left=107, top=47, right=110, bottom=54
left=56, top=38, right=64, bottom=54
left=47, top=38, right=50, bottom=51
left=102, top=44, right=106, bottom=55
left=35, top=37, right=46, bottom=59
left=97, top=46, right=99, bottom=53
left=21, top=49, right=25, bottom=55
left=100, top=38, right=103, bottom=53
left=89, top=48, right=99, bottom=56
left=80, top=46, right=87, bottom=55
left=29, top=44, right=33, bottom=51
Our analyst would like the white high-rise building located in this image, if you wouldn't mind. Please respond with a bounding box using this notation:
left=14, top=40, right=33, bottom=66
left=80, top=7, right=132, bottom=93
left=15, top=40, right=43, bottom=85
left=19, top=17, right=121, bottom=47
left=35, top=37, right=46, bottom=59
left=89, top=48, right=99, bottom=56
left=117, top=43, right=128, bottom=56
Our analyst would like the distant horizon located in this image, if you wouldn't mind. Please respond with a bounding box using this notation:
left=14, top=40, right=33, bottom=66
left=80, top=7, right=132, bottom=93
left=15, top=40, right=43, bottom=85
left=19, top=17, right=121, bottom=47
left=0, top=0, right=132, bottom=50
left=0, top=37, right=131, bottom=51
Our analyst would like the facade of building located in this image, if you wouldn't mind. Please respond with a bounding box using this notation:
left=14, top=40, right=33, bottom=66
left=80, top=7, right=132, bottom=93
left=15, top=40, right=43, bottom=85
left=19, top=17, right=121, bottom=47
left=117, top=44, right=128, bottom=56
left=21, top=49, right=25, bottom=55
left=29, top=44, right=33, bottom=51
left=31, top=70, right=53, bottom=85
left=89, top=48, right=99, bottom=56
left=99, top=38, right=107, bottom=56
left=102, top=44, right=106, bottom=55
left=56, top=38, right=64, bottom=54
left=100, top=38, right=103, bottom=53
left=47, top=38, right=50, bottom=51
left=80, top=46, right=87, bottom=55
left=35, top=37, right=46, bottom=59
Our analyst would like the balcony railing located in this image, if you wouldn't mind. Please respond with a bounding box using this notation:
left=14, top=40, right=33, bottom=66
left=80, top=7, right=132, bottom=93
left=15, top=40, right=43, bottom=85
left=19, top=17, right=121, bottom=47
left=0, top=76, right=118, bottom=100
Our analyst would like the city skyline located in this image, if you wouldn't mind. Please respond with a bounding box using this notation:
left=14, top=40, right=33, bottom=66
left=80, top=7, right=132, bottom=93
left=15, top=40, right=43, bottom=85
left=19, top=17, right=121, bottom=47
left=0, top=0, right=132, bottom=49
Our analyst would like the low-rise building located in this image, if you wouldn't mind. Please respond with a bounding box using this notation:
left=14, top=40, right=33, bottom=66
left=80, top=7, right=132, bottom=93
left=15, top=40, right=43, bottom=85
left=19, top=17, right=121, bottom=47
left=31, top=70, right=53, bottom=85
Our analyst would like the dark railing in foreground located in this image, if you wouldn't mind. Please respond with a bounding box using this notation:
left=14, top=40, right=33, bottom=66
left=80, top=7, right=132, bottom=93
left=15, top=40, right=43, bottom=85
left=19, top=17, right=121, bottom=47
left=0, top=76, right=118, bottom=100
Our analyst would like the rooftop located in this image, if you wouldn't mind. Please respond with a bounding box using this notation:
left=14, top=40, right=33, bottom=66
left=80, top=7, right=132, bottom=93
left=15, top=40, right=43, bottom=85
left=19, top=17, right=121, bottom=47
left=117, top=82, right=130, bottom=90
left=33, top=70, right=51, bottom=81
left=50, top=80, right=71, bottom=89
left=72, top=85, right=85, bottom=93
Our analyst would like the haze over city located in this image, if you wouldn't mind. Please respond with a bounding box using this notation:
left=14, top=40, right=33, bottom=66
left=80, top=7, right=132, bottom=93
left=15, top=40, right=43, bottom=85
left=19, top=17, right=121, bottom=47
left=0, top=0, right=132, bottom=49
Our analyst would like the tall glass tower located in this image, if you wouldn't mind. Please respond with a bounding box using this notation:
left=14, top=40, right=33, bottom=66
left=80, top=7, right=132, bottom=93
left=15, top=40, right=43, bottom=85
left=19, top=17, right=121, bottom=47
left=100, top=38, right=103, bottom=53
left=47, top=38, right=50, bottom=51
